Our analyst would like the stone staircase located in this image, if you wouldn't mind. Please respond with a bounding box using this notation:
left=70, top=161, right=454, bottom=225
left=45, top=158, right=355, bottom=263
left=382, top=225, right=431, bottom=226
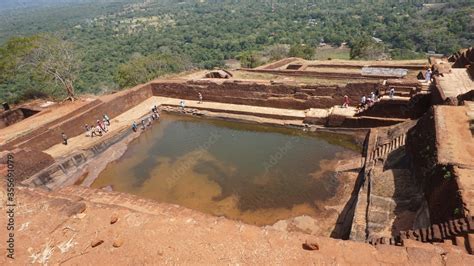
left=367, top=133, right=406, bottom=163
left=367, top=216, right=474, bottom=255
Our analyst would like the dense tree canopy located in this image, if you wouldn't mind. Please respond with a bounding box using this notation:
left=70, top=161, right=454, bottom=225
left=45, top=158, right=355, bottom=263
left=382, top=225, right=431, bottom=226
left=0, top=34, right=80, bottom=102
left=115, top=52, right=192, bottom=87
left=0, top=0, right=472, bottom=103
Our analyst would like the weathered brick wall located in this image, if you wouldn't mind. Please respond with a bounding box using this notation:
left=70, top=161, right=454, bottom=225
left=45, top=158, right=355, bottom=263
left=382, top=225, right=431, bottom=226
left=151, top=81, right=378, bottom=109
left=0, top=109, right=26, bottom=129
left=406, top=108, right=465, bottom=224
left=11, top=84, right=153, bottom=152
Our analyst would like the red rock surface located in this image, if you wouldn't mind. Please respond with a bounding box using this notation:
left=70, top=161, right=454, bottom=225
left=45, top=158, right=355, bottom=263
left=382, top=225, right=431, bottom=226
left=1, top=186, right=472, bottom=264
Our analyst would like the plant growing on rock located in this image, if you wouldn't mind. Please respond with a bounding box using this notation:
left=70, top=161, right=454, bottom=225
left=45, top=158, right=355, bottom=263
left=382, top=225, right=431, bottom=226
left=442, top=166, right=453, bottom=180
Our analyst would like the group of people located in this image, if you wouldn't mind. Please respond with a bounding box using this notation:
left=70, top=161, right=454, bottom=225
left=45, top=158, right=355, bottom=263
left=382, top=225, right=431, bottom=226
left=132, top=105, right=160, bottom=132
left=356, top=88, right=393, bottom=112
left=61, top=114, right=111, bottom=145
left=342, top=87, right=398, bottom=113
left=85, top=114, right=111, bottom=138
left=62, top=92, right=205, bottom=144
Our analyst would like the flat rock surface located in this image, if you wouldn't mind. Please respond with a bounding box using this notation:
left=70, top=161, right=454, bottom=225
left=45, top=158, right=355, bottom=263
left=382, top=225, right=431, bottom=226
left=437, top=69, right=473, bottom=98
left=1, top=186, right=472, bottom=265
left=435, top=105, right=474, bottom=167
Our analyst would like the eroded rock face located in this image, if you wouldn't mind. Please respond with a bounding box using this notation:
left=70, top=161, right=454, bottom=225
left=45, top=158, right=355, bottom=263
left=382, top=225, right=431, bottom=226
left=3, top=186, right=471, bottom=265
left=0, top=149, right=55, bottom=182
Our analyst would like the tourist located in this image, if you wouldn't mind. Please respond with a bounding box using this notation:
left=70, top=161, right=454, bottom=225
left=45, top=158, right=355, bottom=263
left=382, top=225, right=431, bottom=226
left=103, top=119, right=109, bottom=132
left=85, top=124, right=91, bottom=137
left=358, top=95, right=367, bottom=112
left=370, top=91, right=376, bottom=102
left=389, top=87, right=395, bottom=99
left=97, top=119, right=103, bottom=131
left=132, top=121, right=138, bottom=132
left=95, top=125, right=103, bottom=137
left=97, top=119, right=107, bottom=133
left=147, top=116, right=153, bottom=127
left=152, top=105, right=158, bottom=114
left=103, top=114, right=110, bottom=126
left=91, top=126, right=103, bottom=137
left=141, top=119, right=146, bottom=130
left=61, top=132, right=68, bottom=145
left=342, top=95, right=349, bottom=108
left=425, top=68, right=432, bottom=82
left=180, top=100, right=186, bottom=111
left=367, top=97, right=373, bottom=107
left=103, top=118, right=109, bottom=129
left=374, top=88, right=380, bottom=101
left=198, top=92, right=203, bottom=104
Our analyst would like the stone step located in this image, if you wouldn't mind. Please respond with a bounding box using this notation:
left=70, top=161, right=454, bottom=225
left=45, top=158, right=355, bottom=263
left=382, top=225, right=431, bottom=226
left=454, top=235, right=470, bottom=254
left=366, top=216, right=474, bottom=255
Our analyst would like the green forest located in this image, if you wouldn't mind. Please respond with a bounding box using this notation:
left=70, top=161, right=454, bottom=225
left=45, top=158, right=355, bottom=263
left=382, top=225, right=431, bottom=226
left=0, top=0, right=472, bottom=103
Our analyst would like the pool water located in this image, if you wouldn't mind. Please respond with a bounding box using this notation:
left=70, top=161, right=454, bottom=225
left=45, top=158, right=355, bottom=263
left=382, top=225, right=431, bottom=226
left=92, top=114, right=359, bottom=225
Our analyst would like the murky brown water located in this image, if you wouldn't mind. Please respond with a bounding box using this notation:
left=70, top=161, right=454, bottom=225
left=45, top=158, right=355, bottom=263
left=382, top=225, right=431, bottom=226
left=92, top=114, right=359, bottom=225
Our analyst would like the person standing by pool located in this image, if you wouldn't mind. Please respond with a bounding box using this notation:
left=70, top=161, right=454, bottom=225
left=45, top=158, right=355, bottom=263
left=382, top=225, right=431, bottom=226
left=61, top=132, right=68, bottom=145
left=425, top=68, right=432, bottom=82
left=370, top=91, right=376, bottom=105
left=141, top=119, right=146, bottom=130
left=342, top=95, right=349, bottom=108
left=374, top=88, right=380, bottom=101
left=357, top=95, right=367, bottom=112
left=85, top=124, right=91, bottom=137
left=152, top=105, right=159, bottom=114
left=361, top=95, right=367, bottom=106
left=389, top=87, right=395, bottom=99
left=198, top=92, right=203, bottom=104
left=180, top=100, right=186, bottom=111
left=92, top=125, right=103, bottom=137
left=97, top=119, right=108, bottom=133
left=103, top=114, right=110, bottom=126
left=132, top=121, right=138, bottom=132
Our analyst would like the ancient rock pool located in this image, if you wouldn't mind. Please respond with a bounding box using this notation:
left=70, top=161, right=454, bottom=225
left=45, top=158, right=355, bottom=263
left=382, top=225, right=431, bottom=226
left=92, top=114, right=360, bottom=225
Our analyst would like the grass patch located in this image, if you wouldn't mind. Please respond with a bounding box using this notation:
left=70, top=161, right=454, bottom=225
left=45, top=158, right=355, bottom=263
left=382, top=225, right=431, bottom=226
left=313, top=46, right=351, bottom=60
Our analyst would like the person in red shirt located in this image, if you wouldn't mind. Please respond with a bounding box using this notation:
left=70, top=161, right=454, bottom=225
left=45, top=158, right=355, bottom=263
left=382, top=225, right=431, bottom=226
left=342, top=95, right=350, bottom=108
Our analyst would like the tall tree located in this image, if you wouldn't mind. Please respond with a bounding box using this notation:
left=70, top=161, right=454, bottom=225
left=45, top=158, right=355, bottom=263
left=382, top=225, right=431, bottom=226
left=22, top=34, right=80, bottom=101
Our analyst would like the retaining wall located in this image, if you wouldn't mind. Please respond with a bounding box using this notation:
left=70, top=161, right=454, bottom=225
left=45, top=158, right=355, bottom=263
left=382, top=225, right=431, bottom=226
left=352, top=108, right=470, bottom=242
left=406, top=108, right=465, bottom=224
left=151, top=80, right=378, bottom=110
left=0, top=108, right=40, bottom=129
left=12, top=84, right=153, bottom=152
